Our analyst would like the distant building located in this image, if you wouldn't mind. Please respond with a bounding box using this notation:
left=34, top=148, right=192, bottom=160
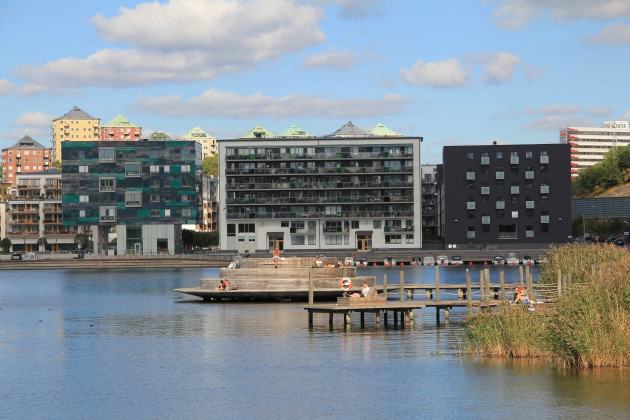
left=219, top=121, right=422, bottom=252
left=200, top=175, right=218, bottom=232
left=61, top=141, right=200, bottom=255
left=560, top=121, right=630, bottom=176
left=420, top=164, right=441, bottom=240
left=242, top=125, right=274, bottom=139
left=182, top=126, right=217, bottom=159
left=52, top=106, right=101, bottom=162
left=441, top=144, right=571, bottom=248
left=5, top=171, right=76, bottom=252
left=101, top=115, right=142, bottom=141
left=1, top=136, right=52, bottom=185
left=148, top=131, right=172, bottom=141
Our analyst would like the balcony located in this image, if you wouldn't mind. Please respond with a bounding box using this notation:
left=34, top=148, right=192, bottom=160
left=540, top=155, right=549, bottom=164
left=226, top=210, right=415, bottom=220
left=510, top=156, right=520, bottom=165
left=540, top=185, right=550, bottom=194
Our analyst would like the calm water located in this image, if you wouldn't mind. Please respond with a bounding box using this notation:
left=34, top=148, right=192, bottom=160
left=0, top=266, right=628, bottom=419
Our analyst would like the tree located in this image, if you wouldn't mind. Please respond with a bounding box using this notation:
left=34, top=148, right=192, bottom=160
left=0, top=237, right=11, bottom=253
left=52, top=160, right=61, bottom=171
left=38, top=237, right=48, bottom=251
left=74, top=233, right=90, bottom=250
left=202, top=155, right=218, bottom=177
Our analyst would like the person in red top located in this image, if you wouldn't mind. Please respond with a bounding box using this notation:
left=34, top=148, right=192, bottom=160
left=272, top=248, right=280, bottom=268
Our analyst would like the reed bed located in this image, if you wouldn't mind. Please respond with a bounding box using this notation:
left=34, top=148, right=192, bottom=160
left=466, top=244, right=630, bottom=368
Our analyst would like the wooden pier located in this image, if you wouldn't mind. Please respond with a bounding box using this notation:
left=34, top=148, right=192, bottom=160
left=305, top=301, right=426, bottom=328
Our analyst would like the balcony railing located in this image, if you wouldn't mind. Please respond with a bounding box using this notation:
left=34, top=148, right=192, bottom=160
left=224, top=167, right=413, bottom=176
left=226, top=210, right=415, bottom=220
left=226, top=181, right=414, bottom=190
left=226, top=152, right=413, bottom=161
left=225, top=196, right=413, bottom=205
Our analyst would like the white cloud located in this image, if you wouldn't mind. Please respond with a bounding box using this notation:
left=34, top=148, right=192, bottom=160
left=0, top=79, right=13, bottom=95
left=586, top=24, right=630, bottom=44
left=523, top=64, right=545, bottom=81
left=526, top=115, right=592, bottom=130
left=133, top=89, right=409, bottom=118
left=525, top=104, right=581, bottom=116
left=1, top=112, right=53, bottom=143
left=480, top=52, right=521, bottom=83
left=16, top=112, right=52, bottom=128
left=490, top=0, right=630, bottom=29
left=400, top=59, right=470, bottom=88
left=590, top=106, right=611, bottom=117
left=303, top=50, right=356, bottom=69
left=15, top=0, right=324, bottom=90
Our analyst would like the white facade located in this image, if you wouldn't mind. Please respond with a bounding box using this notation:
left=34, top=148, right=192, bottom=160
left=219, top=136, right=422, bottom=252
left=561, top=121, right=630, bottom=176
left=116, top=224, right=179, bottom=255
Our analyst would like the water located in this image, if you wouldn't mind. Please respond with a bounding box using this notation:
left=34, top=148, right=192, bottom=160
left=0, top=267, right=628, bottom=419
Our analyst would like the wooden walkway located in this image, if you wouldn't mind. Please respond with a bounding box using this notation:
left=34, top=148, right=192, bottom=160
left=305, top=301, right=426, bottom=328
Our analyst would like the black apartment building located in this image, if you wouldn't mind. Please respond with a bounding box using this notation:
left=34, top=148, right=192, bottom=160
left=441, top=144, right=571, bottom=248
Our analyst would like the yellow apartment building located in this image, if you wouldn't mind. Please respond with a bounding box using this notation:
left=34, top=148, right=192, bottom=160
left=51, top=106, right=100, bottom=162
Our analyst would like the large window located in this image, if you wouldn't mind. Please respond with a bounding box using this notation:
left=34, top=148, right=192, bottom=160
left=125, top=190, right=142, bottom=207
left=98, top=148, right=115, bottom=162
left=385, top=234, right=402, bottom=244
left=291, top=235, right=305, bottom=245
left=238, top=223, right=255, bottom=233
left=227, top=224, right=236, bottom=237
left=99, top=206, right=116, bottom=222
left=125, top=163, right=141, bottom=177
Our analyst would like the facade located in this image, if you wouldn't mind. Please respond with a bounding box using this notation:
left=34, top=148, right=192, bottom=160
left=442, top=144, right=571, bottom=248
left=420, top=164, right=441, bottom=240
left=101, top=115, right=142, bottom=141
left=182, top=126, right=217, bottom=159
left=573, top=197, right=630, bottom=219
left=199, top=175, right=218, bottom=232
left=5, top=171, right=76, bottom=252
left=1, top=136, right=52, bottom=185
left=219, top=122, right=422, bottom=252
left=560, top=121, right=630, bottom=176
left=61, top=141, right=200, bottom=255
left=52, top=106, right=101, bottom=162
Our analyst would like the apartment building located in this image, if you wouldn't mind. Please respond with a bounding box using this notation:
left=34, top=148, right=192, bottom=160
left=101, top=115, right=142, bottom=141
left=219, top=122, right=422, bottom=252
left=182, top=126, right=217, bottom=159
left=51, top=106, right=101, bottom=162
left=61, top=141, right=200, bottom=255
left=441, top=144, right=571, bottom=248
left=560, top=121, right=630, bottom=176
left=1, top=136, right=52, bottom=185
left=420, top=164, right=441, bottom=240
left=5, top=171, right=76, bottom=252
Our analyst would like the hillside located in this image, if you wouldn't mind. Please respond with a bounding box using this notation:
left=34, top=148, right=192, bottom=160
left=597, top=182, right=630, bottom=198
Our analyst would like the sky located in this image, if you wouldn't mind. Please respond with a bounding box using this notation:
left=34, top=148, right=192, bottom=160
left=0, top=0, right=629, bottom=163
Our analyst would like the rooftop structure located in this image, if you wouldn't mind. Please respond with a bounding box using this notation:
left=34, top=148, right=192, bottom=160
left=370, top=123, right=401, bottom=137
left=148, top=131, right=172, bottom=141
left=242, top=125, right=274, bottom=139
left=51, top=106, right=101, bottom=162
left=329, top=121, right=368, bottom=137
left=101, top=115, right=142, bottom=141
left=279, top=123, right=312, bottom=138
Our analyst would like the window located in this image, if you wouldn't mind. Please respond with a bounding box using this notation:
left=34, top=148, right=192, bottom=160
left=480, top=152, right=490, bottom=165
left=540, top=184, right=550, bottom=194
left=541, top=214, right=550, bottom=224
left=281, top=221, right=289, bottom=228
left=239, top=223, right=256, bottom=233
left=496, top=151, right=503, bottom=159
left=373, top=220, right=381, bottom=229
left=351, top=220, right=359, bottom=229
left=511, top=185, right=520, bottom=195
left=125, top=190, right=142, bottom=207
left=511, top=211, right=519, bottom=219
left=525, top=170, right=534, bottom=179
left=525, top=151, right=533, bottom=159
left=495, top=171, right=504, bottom=180
left=181, top=194, right=191, bottom=202
left=163, top=165, right=170, bottom=173
left=291, top=235, right=305, bottom=245
left=181, top=165, right=191, bottom=173
left=467, top=227, right=476, bottom=239
left=510, top=152, right=519, bottom=165
left=526, top=200, right=535, bottom=209
left=78, top=165, right=89, bottom=173
left=165, top=209, right=171, bottom=217
left=482, top=215, right=491, bottom=225
left=385, top=234, right=402, bottom=244
left=150, top=193, right=160, bottom=202
left=496, top=200, right=505, bottom=210
left=406, top=234, right=414, bottom=244
left=150, top=165, right=160, bottom=173
left=182, top=208, right=192, bottom=217
left=79, top=195, right=89, bottom=203
left=227, top=224, right=236, bottom=237
left=308, top=235, right=316, bottom=245
left=481, top=186, right=490, bottom=195
left=99, top=177, right=115, bottom=192
left=467, top=201, right=476, bottom=210
left=526, top=227, right=534, bottom=238
left=325, top=234, right=343, bottom=245
left=466, top=152, right=474, bottom=160
left=308, top=221, right=316, bottom=232
left=150, top=178, right=160, bottom=189
left=125, top=163, right=141, bottom=177
left=540, top=151, right=549, bottom=164
left=98, top=148, right=115, bottom=162
left=79, top=210, right=86, bottom=218
left=150, top=209, right=161, bottom=217
left=99, top=206, right=116, bottom=222
left=466, top=171, right=476, bottom=181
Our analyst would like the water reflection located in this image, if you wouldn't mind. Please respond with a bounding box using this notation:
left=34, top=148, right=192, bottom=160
left=0, top=267, right=627, bottom=420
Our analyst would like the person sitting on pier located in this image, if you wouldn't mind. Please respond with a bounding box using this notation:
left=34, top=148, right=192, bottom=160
left=315, top=256, right=324, bottom=268
left=272, top=248, right=280, bottom=268
left=218, top=280, right=227, bottom=291
left=513, top=288, right=532, bottom=306
left=361, top=281, right=370, bottom=298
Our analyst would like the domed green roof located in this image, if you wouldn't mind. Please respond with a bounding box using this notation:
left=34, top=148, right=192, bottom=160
left=370, top=123, right=401, bottom=137
left=242, top=125, right=274, bottom=139
left=103, top=114, right=140, bottom=128
left=279, top=123, right=311, bottom=138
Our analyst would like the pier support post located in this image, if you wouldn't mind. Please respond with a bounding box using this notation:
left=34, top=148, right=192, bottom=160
left=435, top=265, right=440, bottom=302
left=344, top=311, right=351, bottom=327
left=466, top=269, right=472, bottom=311
left=407, top=288, right=413, bottom=300
left=384, top=311, right=388, bottom=325
left=329, top=313, right=334, bottom=328
left=519, top=265, right=524, bottom=287
left=399, top=270, right=405, bottom=301
left=308, top=270, right=314, bottom=305
left=484, top=268, right=491, bottom=299
left=375, top=311, right=381, bottom=328
left=479, top=270, right=485, bottom=303
left=308, top=311, right=313, bottom=327
left=435, top=307, right=440, bottom=324
left=444, top=307, right=450, bottom=320
left=360, top=312, right=365, bottom=328
left=383, top=273, right=388, bottom=301
left=393, top=311, right=398, bottom=326
left=499, top=271, right=505, bottom=302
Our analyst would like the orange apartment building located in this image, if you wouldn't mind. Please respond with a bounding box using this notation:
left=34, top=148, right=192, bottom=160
left=1, top=135, right=52, bottom=185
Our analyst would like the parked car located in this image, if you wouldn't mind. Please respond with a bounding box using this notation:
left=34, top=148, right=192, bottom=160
left=436, top=255, right=449, bottom=266
left=492, top=256, right=506, bottom=265
left=506, top=253, right=519, bottom=265
left=24, top=252, right=37, bottom=260
left=450, top=255, right=464, bottom=266
left=422, top=256, right=435, bottom=266
left=521, top=255, right=535, bottom=265
left=615, top=238, right=625, bottom=247
left=10, top=252, right=23, bottom=261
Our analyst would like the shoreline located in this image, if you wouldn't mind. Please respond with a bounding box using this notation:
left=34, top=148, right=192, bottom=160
left=0, top=256, right=232, bottom=270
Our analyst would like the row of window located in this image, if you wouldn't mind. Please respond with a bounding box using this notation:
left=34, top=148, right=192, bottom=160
left=466, top=151, right=549, bottom=161
left=477, top=185, right=549, bottom=195
left=466, top=170, right=539, bottom=181
left=79, top=190, right=193, bottom=206
left=79, top=207, right=193, bottom=220
left=467, top=224, right=548, bottom=239
left=467, top=199, right=538, bottom=210
left=476, top=214, right=550, bottom=224
left=78, top=164, right=191, bottom=175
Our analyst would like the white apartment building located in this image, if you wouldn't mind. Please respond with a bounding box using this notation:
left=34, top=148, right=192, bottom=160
left=560, top=121, right=630, bottom=176
left=218, top=122, right=422, bottom=252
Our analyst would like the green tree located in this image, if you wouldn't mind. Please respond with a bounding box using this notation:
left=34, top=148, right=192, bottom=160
left=74, top=233, right=90, bottom=250
left=0, top=237, right=11, bottom=253
left=202, top=155, right=218, bottom=177
left=52, top=160, right=61, bottom=171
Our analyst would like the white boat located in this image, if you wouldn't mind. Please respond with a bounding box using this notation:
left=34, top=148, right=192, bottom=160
left=450, top=256, right=464, bottom=265
left=436, top=255, right=449, bottom=266
left=492, top=256, right=506, bottom=265
left=506, top=253, right=519, bottom=266
left=344, top=256, right=354, bottom=266
left=521, top=255, right=535, bottom=265
left=422, top=256, right=435, bottom=266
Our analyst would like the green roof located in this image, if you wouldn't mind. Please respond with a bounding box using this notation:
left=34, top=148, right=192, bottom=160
left=149, top=131, right=172, bottom=141
left=103, top=114, right=140, bottom=128
left=279, top=123, right=311, bottom=138
left=242, top=125, right=274, bottom=139
left=370, top=123, right=401, bottom=137
left=182, top=126, right=215, bottom=140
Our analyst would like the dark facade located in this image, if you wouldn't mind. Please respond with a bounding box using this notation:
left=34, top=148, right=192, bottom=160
left=442, top=144, right=571, bottom=247
left=420, top=164, right=440, bottom=240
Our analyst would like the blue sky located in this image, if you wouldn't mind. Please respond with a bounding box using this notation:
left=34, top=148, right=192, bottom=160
left=0, top=0, right=629, bottom=162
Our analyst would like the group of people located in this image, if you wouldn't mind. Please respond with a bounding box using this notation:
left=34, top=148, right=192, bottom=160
left=217, top=279, right=231, bottom=291
left=513, top=287, right=535, bottom=310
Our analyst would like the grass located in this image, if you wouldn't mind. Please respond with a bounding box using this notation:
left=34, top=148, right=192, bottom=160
left=466, top=244, right=630, bottom=368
